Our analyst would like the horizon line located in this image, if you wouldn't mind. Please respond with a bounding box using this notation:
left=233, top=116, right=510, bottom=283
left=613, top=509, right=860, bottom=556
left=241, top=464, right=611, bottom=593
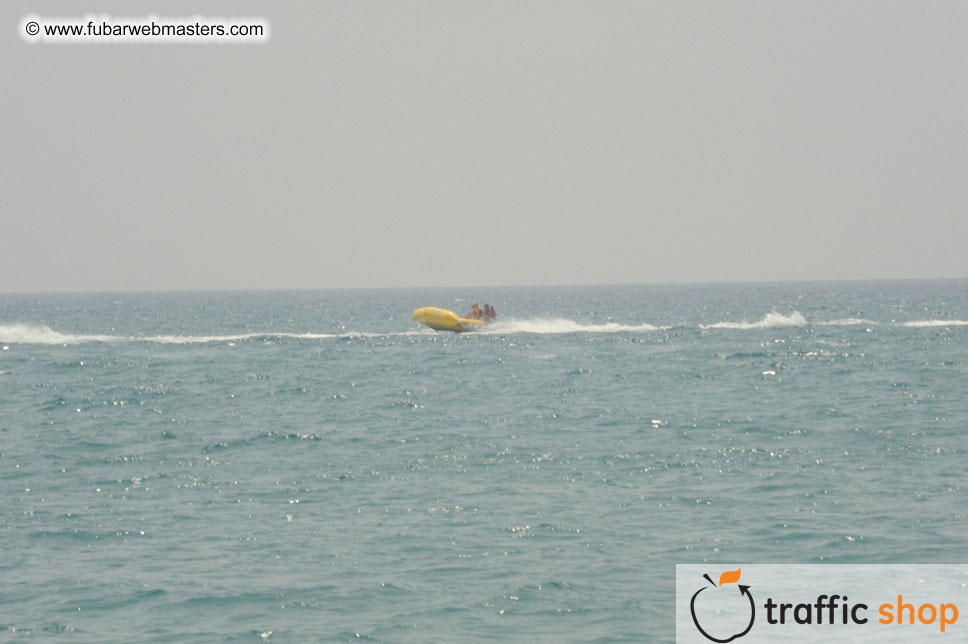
left=2, top=275, right=967, bottom=296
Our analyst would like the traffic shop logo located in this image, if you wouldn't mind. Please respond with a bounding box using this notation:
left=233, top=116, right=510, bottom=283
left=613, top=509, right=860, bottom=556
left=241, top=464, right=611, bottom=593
left=689, top=568, right=755, bottom=643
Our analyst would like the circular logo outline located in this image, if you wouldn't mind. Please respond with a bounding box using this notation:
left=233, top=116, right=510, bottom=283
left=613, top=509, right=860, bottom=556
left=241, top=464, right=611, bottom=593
left=689, top=584, right=756, bottom=643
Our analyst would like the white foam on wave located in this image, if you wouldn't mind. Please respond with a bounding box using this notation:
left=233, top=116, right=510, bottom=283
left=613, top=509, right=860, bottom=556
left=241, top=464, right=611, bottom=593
left=0, top=323, right=445, bottom=345
left=0, top=323, right=341, bottom=345
left=702, top=311, right=807, bottom=330
left=149, top=330, right=436, bottom=342
left=900, top=319, right=968, bottom=328
left=817, top=318, right=878, bottom=326
left=0, top=323, right=119, bottom=345
left=340, top=330, right=435, bottom=339
left=10, top=315, right=962, bottom=346
left=148, top=331, right=338, bottom=344
left=484, top=318, right=667, bottom=335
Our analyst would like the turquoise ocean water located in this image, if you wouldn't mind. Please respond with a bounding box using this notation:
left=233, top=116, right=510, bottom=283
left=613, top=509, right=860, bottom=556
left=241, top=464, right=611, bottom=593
left=1, top=281, right=966, bottom=642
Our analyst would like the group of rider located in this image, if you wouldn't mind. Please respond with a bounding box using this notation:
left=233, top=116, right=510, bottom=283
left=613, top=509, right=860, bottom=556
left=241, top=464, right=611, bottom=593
left=465, top=302, right=497, bottom=322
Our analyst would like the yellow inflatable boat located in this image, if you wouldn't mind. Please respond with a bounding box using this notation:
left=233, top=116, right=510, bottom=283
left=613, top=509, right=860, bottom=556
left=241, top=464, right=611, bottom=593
left=413, top=307, right=486, bottom=333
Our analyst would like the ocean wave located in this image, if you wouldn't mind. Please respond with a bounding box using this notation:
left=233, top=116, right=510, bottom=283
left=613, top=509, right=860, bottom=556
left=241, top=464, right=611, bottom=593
left=701, top=311, right=807, bottom=330
left=484, top=318, right=668, bottom=335
left=900, top=320, right=968, bottom=328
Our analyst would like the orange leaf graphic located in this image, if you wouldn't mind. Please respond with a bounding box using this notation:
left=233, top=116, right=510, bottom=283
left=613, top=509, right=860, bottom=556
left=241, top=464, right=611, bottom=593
left=718, top=568, right=741, bottom=586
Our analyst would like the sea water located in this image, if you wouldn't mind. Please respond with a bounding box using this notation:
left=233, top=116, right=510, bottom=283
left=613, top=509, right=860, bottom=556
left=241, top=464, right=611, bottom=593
left=1, top=281, right=966, bottom=642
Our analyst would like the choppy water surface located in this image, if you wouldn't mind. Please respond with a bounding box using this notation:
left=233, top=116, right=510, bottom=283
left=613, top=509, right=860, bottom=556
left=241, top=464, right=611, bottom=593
left=1, top=281, right=966, bottom=642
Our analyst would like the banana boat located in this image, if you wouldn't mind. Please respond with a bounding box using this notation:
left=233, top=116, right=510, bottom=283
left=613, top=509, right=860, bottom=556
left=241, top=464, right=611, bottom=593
left=413, top=307, right=486, bottom=333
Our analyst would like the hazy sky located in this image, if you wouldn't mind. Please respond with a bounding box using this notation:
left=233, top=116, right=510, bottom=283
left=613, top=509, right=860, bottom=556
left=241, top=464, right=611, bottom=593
left=3, top=1, right=966, bottom=292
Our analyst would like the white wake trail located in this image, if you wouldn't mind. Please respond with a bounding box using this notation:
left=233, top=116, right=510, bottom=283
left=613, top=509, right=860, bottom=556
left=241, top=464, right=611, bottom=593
left=701, top=311, right=807, bottom=330
left=483, top=318, right=668, bottom=334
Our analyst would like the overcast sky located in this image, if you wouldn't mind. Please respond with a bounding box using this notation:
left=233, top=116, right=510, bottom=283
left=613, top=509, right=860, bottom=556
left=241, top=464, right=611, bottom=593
left=2, top=1, right=966, bottom=292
